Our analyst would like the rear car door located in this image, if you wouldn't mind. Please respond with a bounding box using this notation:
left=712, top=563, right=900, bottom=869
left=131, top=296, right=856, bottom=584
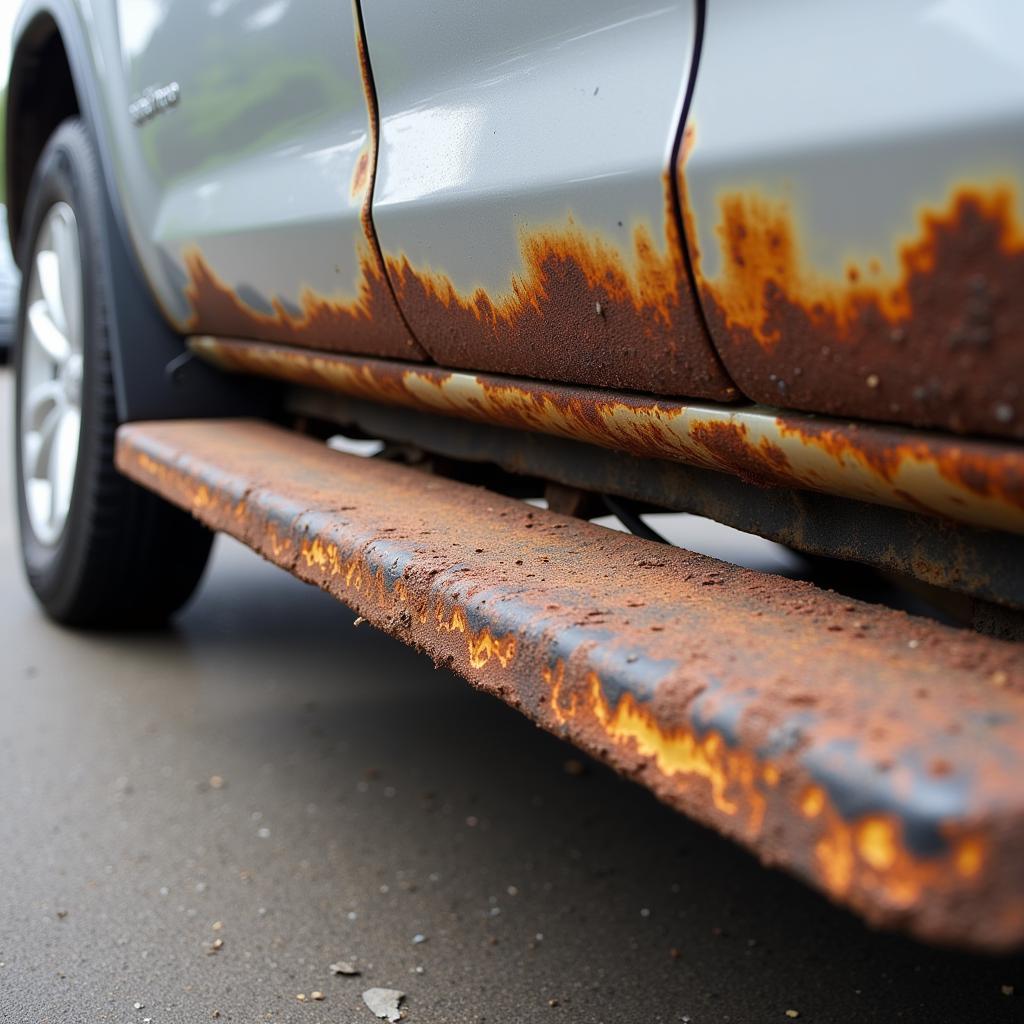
left=106, top=0, right=420, bottom=359
left=682, top=0, right=1024, bottom=439
left=361, top=0, right=735, bottom=399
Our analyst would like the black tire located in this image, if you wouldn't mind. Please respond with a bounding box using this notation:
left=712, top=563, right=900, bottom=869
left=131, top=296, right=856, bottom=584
left=14, top=118, right=213, bottom=627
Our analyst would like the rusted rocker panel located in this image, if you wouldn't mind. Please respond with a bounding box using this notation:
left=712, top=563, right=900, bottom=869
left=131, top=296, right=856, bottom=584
left=191, top=338, right=1024, bottom=535
left=116, top=418, right=1024, bottom=951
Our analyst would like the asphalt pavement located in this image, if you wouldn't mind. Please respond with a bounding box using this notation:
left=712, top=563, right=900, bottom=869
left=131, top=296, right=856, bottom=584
left=0, top=368, right=1021, bottom=1024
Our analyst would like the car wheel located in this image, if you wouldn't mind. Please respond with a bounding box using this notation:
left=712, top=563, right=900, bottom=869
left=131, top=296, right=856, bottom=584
left=14, top=118, right=213, bottom=627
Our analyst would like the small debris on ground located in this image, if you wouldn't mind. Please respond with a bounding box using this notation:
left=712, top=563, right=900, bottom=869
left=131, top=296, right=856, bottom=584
left=209, top=775, right=225, bottom=789
left=363, top=987, right=405, bottom=1022
left=785, top=1012, right=800, bottom=1019
left=548, top=997, right=560, bottom=1007
left=205, top=938, right=224, bottom=955
left=56, top=910, right=68, bottom=920
left=296, top=993, right=307, bottom=1002
left=1002, top=984, right=1015, bottom=996
left=563, top=759, right=586, bottom=777
left=412, top=933, right=427, bottom=945
left=331, top=960, right=360, bottom=976
left=311, top=991, right=324, bottom=1001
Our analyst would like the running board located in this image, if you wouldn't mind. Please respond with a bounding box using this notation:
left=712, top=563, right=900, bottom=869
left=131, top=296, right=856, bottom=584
left=116, top=419, right=1024, bottom=952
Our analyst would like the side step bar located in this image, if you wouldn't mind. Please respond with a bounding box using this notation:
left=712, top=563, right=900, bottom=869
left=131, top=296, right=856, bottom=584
left=116, top=419, right=1024, bottom=952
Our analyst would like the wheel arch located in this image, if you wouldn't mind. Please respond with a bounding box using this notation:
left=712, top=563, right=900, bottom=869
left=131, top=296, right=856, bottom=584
left=5, top=2, right=274, bottom=421
left=5, top=7, right=84, bottom=261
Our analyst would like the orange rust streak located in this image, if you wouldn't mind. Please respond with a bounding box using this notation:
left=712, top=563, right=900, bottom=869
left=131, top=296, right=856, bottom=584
left=350, top=147, right=370, bottom=200
left=435, top=604, right=517, bottom=669
left=542, top=659, right=989, bottom=910
left=294, top=536, right=516, bottom=671
left=812, top=808, right=989, bottom=912
left=679, top=133, right=1024, bottom=437
left=688, top=419, right=793, bottom=487
left=774, top=418, right=1024, bottom=509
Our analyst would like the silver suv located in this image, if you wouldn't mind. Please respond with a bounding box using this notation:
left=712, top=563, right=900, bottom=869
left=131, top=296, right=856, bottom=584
left=7, top=0, right=1024, bottom=952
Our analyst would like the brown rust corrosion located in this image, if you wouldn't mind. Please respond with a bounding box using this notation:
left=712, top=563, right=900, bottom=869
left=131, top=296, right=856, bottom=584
left=116, top=417, right=1024, bottom=950
left=381, top=178, right=736, bottom=399
left=182, top=249, right=425, bottom=359
left=191, top=337, right=1024, bottom=534
left=684, top=158, right=1024, bottom=439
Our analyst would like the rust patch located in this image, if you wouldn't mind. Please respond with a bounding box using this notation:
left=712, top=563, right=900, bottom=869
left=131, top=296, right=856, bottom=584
left=350, top=147, right=370, bottom=200
left=684, top=152, right=1024, bottom=438
left=774, top=417, right=1024, bottom=513
left=182, top=248, right=423, bottom=358
left=687, top=420, right=792, bottom=488
left=382, top=176, right=738, bottom=400
left=116, top=417, right=1024, bottom=950
left=191, top=338, right=1024, bottom=534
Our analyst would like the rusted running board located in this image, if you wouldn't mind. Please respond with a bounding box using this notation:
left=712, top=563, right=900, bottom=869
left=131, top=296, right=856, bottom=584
left=116, top=418, right=1024, bottom=952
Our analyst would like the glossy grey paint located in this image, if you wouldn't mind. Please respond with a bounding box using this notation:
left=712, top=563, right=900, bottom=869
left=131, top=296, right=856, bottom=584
left=366, top=0, right=692, bottom=295
left=32, top=0, right=375, bottom=328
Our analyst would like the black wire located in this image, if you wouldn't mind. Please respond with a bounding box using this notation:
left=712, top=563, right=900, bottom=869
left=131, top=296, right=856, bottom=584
left=601, top=495, right=669, bottom=544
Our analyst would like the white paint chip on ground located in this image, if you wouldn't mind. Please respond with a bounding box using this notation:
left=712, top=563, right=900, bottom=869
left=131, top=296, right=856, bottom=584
left=363, top=987, right=405, bottom=1021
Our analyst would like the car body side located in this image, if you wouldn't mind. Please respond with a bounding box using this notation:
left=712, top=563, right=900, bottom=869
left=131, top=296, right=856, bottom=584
left=6, top=0, right=1024, bottom=435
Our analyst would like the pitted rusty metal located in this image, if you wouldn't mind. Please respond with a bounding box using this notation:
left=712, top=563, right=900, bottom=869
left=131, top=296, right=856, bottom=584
left=116, top=417, right=1024, bottom=950
left=191, top=337, right=1024, bottom=534
left=679, top=127, right=1024, bottom=440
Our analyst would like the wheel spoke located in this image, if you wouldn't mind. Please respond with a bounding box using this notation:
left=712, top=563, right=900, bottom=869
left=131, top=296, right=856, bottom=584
left=26, top=478, right=54, bottom=536
left=36, top=249, right=66, bottom=335
left=24, top=402, right=62, bottom=479
left=49, top=408, right=81, bottom=524
left=24, top=377, right=63, bottom=428
left=27, top=298, right=71, bottom=365
left=52, top=211, right=81, bottom=348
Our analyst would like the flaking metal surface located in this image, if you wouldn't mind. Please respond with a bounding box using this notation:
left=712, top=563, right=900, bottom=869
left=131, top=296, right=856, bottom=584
left=117, top=417, right=1024, bottom=951
left=191, top=337, right=1024, bottom=535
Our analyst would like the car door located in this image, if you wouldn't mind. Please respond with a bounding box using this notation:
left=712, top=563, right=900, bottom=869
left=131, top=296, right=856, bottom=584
left=682, top=0, right=1024, bottom=440
left=360, top=0, right=735, bottom=400
left=104, top=0, right=422, bottom=359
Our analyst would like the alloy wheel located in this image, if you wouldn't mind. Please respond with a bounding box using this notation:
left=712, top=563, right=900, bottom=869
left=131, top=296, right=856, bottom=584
left=20, top=201, right=84, bottom=546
